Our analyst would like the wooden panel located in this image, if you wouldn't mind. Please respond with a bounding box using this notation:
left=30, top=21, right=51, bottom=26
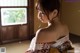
left=0, top=26, right=2, bottom=44
left=28, top=0, right=34, bottom=40
left=1, top=26, right=14, bottom=41
left=13, top=26, right=19, bottom=39
left=0, top=24, right=28, bottom=43
left=19, top=25, right=28, bottom=39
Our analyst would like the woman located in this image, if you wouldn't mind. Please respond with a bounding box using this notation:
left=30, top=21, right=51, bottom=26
left=25, top=0, right=73, bottom=53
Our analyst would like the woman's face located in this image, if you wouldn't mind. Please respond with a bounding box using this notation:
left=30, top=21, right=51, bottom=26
left=36, top=3, right=49, bottom=23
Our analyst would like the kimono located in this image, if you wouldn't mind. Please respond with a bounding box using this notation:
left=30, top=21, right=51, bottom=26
left=26, top=35, right=72, bottom=53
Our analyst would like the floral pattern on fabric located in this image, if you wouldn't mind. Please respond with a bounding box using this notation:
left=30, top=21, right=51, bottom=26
left=26, top=41, right=72, bottom=53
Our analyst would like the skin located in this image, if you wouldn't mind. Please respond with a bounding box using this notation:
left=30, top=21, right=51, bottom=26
left=36, top=4, right=69, bottom=43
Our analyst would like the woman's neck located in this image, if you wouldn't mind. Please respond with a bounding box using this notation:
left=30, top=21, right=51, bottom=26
left=48, top=17, right=61, bottom=27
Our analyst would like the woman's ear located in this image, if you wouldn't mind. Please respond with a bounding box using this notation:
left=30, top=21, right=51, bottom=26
left=49, top=9, right=58, bottom=20
left=53, top=9, right=58, bottom=17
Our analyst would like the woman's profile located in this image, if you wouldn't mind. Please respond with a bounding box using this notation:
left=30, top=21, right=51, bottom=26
left=25, top=0, right=73, bottom=53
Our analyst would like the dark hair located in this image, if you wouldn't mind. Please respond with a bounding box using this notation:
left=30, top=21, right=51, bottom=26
left=37, top=0, right=60, bottom=13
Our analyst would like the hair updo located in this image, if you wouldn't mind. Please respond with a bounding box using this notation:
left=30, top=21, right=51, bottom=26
left=37, top=0, right=60, bottom=13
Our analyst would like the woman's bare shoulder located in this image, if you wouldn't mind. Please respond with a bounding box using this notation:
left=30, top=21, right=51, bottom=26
left=35, top=28, right=57, bottom=43
left=35, top=24, right=69, bottom=43
left=35, top=28, right=46, bottom=39
left=62, top=24, right=69, bottom=33
left=58, top=23, right=69, bottom=37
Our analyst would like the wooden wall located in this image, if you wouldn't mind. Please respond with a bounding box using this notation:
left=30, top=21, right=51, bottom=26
left=0, top=25, right=28, bottom=44
left=61, top=0, right=80, bottom=36
left=0, top=0, right=34, bottom=44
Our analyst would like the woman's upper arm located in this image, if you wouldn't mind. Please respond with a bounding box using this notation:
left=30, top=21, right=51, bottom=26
left=35, top=28, right=44, bottom=43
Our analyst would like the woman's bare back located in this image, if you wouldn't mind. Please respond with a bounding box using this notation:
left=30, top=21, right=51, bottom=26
left=36, top=24, right=69, bottom=43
